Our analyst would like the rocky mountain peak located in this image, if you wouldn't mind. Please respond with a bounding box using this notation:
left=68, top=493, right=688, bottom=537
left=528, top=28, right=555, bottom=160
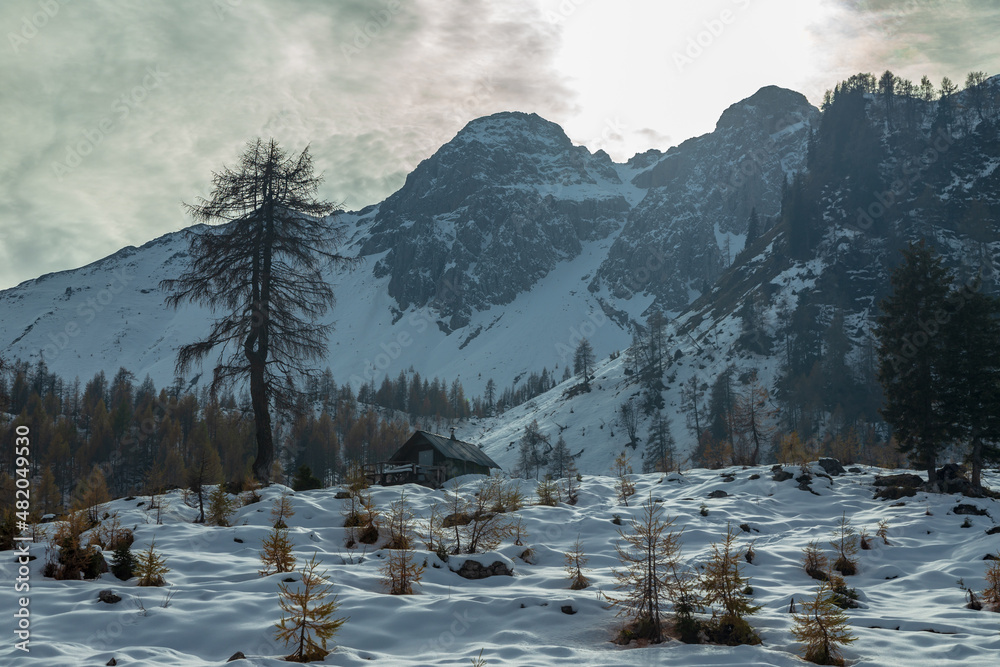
left=715, top=85, right=815, bottom=132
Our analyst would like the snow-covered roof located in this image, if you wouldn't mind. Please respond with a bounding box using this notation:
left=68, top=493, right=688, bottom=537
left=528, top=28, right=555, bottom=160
left=396, top=430, right=500, bottom=469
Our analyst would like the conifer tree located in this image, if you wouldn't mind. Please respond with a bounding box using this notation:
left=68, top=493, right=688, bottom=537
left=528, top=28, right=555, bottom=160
left=983, top=554, right=1000, bottom=612
left=876, top=242, right=953, bottom=483
left=275, top=555, right=348, bottom=662
left=940, top=290, right=1000, bottom=490
left=613, top=451, right=636, bottom=507
left=803, top=540, right=829, bottom=581
left=291, top=465, right=323, bottom=491
left=565, top=537, right=590, bottom=590
left=511, top=515, right=529, bottom=547
left=260, top=526, right=296, bottom=576
left=548, top=435, right=572, bottom=478
left=75, top=465, right=111, bottom=527
left=135, top=539, right=169, bottom=586
left=272, top=491, right=296, bottom=529
left=188, top=439, right=223, bottom=523
left=604, top=494, right=684, bottom=644
left=792, top=580, right=858, bottom=665
left=829, top=513, right=859, bottom=576
left=46, top=511, right=92, bottom=580
left=732, top=370, right=773, bottom=466
left=207, top=486, right=237, bottom=527
left=666, top=558, right=705, bottom=644
left=356, top=489, right=380, bottom=545
left=535, top=477, right=559, bottom=506
left=379, top=496, right=424, bottom=596
left=876, top=519, right=891, bottom=545
left=162, top=139, right=356, bottom=484
left=37, top=468, right=59, bottom=517
left=110, top=541, right=136, bottom=581
left=383, top=490, right=415, bottom=550
left=644, top=409, right=677, bottom=473
left=780, top=431, right=808, bottom=465
left=573, top=338, right=595, bottom=389
left=701, top=523, right=762, bottom=645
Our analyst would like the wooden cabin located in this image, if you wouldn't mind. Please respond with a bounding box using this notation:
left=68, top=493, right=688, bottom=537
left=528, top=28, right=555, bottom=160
left=364, top=430, right=500, bottom=488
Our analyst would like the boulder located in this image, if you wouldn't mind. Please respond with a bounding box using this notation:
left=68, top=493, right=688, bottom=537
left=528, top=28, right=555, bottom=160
left=873, top=473, right=923, bottom=488
left=772, top=470, right=794, bottom=482
left=227, top=651, right=247, bottom=662
left=953, top=504, right=990, bottom=517
left=98, top=589, right=121, bottom=604
left=874, top=486, right=918, bottom=501
left=442, top=512, right=473, bottom=528
left=818, top=458, right=846, bottom=476
left=931, top=464, right=980, bottom=496
left=453, top=559, right=513, bottom=580
left=707, top=490, right=728, bottom=499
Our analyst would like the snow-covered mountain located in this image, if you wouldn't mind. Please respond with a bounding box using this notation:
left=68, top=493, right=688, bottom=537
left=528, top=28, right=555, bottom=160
left=0, top=87, right=819, bottom=398
left=592, top=86, right=817, bottom=309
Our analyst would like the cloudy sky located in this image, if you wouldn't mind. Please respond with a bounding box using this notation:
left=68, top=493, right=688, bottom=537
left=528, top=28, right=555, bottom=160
left=1, top=0, right=998, bottom=290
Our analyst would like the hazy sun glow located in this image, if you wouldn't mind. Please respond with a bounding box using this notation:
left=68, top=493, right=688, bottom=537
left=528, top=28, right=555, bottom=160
left=548, top=0, right=845, bottom=159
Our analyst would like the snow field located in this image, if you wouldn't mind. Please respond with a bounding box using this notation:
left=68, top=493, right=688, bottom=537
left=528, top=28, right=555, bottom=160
left=1, top=465, right=999, bottom=666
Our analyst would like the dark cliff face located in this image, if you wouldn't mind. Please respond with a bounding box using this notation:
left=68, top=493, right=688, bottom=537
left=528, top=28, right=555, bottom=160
left=359, top=90, right=820, bottom=328
left=359, top=111, right=631, bottom=329
left=591, top=86, right=820, bottom=311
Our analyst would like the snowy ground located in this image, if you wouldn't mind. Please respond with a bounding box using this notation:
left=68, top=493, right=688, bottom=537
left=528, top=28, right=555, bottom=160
left=2, top=465, right=999, bottom=666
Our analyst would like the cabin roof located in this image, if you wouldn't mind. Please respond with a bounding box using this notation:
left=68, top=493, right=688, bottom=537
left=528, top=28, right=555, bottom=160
left=399, top=430, right=500, bottom=469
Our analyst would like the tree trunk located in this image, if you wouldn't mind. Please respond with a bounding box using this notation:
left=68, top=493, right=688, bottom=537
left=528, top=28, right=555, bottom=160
left=971, top=436, right=983, bottom=490
left=250, top=360, right=273, bottom=484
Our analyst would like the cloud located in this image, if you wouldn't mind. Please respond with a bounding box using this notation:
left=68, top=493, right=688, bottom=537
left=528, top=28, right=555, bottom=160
left=810, top=0, right=1000, bottom=87
left=0, top=0, right=574, bottom=289
left=1, top=0, right=997, bottom=291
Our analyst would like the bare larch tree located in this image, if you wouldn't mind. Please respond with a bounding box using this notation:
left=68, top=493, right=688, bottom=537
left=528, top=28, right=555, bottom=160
left=162, top=138, right=355, bottom=483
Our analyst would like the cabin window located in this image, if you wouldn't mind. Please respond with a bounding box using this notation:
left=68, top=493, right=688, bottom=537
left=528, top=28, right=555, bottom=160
left=418, top=449, right=433, bottom=467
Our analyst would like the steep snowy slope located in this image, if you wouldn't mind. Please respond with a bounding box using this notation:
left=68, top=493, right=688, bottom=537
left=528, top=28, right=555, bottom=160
left=0, top=88, right=818, bottom=397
